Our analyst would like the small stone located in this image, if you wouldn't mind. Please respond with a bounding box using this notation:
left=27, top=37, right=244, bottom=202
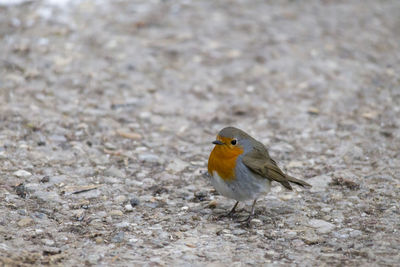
left=302, top=230, right=321, bottom=245
left=105, top=166, right=125, bottom=178
left=270, top=142, right=294, bottom=153
left=42, top=246, right=61, bottom=255
left=87, top=254, right=101, bottom=264
left=33, top=212, right=47, bottom=220
left=307, top=107, right=320, bottom=115
left=321, top=207, right=332, bottom=213
left=279, top=193, right=294, bottom=201
left=287, top=161, right=303, bottom=168
left=115, top=195, right=127, bottom=204
left=17, top=217, right=33, bottom=227
left=49, top=135, right=67, bottom=143
left=33, top=190, right=62, bottom=203
left=166, top=158, right=189, bottom=173
left=116, top=221, right=130, bottom=228
left=42, top=239, right=55, bottom=246
left=109, top=210, right=123, bottom=217
left=130, top=197, right=140, bottom=207
left=138, top=153, right=160, bottom=163
left=307, top=175, right=332, bottom=192
left=232, top=229, right=247, bottom=235
left=349, top=230, right=362, bottom=238
left=308, top=219, right=335, bottom=234
left=116, top=129, right=141, bottom=140
left=194, top=191, right=208, bottom=202
left=287, top=231, right=297, bottom=238
left=250, top=219, right=262, bottom=225
left=13, top=170, right=32, bottom=178
left=124, top=204, right=133, bottom=212
left=220, top=229, right=231, bottom=235
left=111, top=231, right=125, bottom=243
left=104, top=142, right=117, bottom=150
left=40, top=176, right=50, bottom=183
left=185, top=243, right=196, bottom=248
left=14, top=183, right=28, bottom=199
left=17, top=209, right=27, bottom=215
left=95, top=237, right=103, bottom=244
left=207, top=200, right=217, bottom=209
left=72, top=210, right=85, bottom=221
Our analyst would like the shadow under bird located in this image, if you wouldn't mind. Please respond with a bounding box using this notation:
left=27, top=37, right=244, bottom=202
left=207, top=126, right=311, bottom=223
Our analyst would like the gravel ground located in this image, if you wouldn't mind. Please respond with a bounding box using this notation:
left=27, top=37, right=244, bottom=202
left=1, top=0, right=400, bottom=266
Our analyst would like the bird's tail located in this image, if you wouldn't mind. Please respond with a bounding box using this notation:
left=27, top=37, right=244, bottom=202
left=286, top=175, right=312, bottom=187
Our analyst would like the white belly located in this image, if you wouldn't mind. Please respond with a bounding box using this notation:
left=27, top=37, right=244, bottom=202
left=211, top=171, right=271, bottom=202
left=211, top=171, right=239, bottom=200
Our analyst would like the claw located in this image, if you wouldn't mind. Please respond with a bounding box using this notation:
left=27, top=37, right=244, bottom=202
left=239, top=199, right=257, bottom=226
left=217, top=201, right=239, bottom=219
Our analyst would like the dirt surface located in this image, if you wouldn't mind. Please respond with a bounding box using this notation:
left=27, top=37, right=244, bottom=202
left=1, top=0, right=400, bottom=266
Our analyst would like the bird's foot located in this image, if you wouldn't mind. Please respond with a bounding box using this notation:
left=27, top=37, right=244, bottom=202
left=238, top=215, right=253, bottom=227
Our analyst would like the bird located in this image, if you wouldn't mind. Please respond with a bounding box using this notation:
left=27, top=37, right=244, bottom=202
left=207, top=126, right=311, bottom=223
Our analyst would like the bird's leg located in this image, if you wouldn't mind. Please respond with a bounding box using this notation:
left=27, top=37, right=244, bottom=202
left=227, top=201, right=239, bottom=216
left=239, top=199, right=257, bottom=225
left=218, top=201, right=239, bottom=219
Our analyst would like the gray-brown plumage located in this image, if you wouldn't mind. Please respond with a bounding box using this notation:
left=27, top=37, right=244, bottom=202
left=219, top=126, right=311, bottom=190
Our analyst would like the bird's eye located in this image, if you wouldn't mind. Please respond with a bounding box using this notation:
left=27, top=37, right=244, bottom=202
left=231, top=139, right=237, bottom=145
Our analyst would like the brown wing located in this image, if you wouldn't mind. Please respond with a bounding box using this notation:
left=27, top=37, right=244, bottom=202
left=242, top=145, right=293, bottom=190
left=242, top=144, right=311, bottom=189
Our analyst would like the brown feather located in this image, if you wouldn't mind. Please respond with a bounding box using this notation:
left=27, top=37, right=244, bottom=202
left=242, top=143, right=310, bottom=190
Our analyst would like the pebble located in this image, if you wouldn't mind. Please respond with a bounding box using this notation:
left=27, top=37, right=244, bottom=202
left=207, top=200, right=217, bottom=209
left=33, top=212, right=47, bottom=220
left=116, top=221, right=130, bottom=228
left=40, top=176, right=50, bottom=183
left=17, top=217, right=33, bottom=227
left=250, top=219, right=263, bottom=225
left=270, top=142, right=294, bottom=153
left=321, top=207, right=332, bottom=213
left=33, top=190, right=62, bottom=203
left=17, top=209, right=27, bottom=215
left=194, top=191, right=208, bottom=201
left=115, top=195, right=127, bottom=204
left=166, top=158, right=189, bottom=173
left=307, top=175, right=332, bottom=192
left=302, top=230, right=322, bottom=245
left=72, top=210, right=85, bottom=221
left=279, top=193, right=294, bottom=201
left=109, top=210, right=124, bottom=217
left=130, top=197, right=140, bottom=207
left=105, top=166, right=125, bottom=178
left=287, top=161, right=303, bottom=168
left=111, top=231, right=125, bottom=243
left=350, top=230, right=362, bottom=238
left=181, top=206, right=189, bottom=211
left=232, top=229, right=247, bottom=235
left=308, top=219, right=335, bottom=234
left=13, top=170, right=32, bottom=178
left=87, top=254, right=101, bottom=264
left=138, top=153, right=160, bottom=163
left=124, top=204, right=133, bottom=212
left=104, top=142, right=117, bottom=150
left=49, top=135, right=67, bottom=143
left=42, top=238, right=55, bottom=246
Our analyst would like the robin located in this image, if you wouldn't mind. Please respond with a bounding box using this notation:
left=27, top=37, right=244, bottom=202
left=207, top=126, right=311, bottom=223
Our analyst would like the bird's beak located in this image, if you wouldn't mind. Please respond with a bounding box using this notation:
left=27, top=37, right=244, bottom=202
left=212, top=140, right=224, bottom=145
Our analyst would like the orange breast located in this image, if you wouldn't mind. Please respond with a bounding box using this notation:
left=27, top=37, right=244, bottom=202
left=208, top=144, right=244, bottom=181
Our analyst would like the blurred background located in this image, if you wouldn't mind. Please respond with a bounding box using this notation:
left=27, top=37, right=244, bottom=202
left=1, top=0, right=399, bottom=265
